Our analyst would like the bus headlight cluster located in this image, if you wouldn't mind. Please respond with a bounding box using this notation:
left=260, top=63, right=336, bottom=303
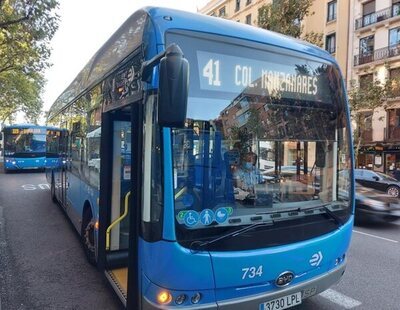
left=156, top=290, right=203, bottom=306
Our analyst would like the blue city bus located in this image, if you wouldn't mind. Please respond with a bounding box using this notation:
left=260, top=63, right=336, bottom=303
left=2, top=124, right=47, bottom=172
left=46, top=7, right=354, bottom=310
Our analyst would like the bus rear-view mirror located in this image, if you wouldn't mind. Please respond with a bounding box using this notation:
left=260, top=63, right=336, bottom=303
left=158, top=44, right=188, bottom=128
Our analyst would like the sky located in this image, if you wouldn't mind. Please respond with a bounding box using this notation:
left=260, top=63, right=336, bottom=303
left=42, top=0, right=209, bottom=118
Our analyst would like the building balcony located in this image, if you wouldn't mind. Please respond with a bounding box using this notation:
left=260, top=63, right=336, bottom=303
left=354, top=44, right=400, bottom=66
left=355, top=5, right=400, bottom=31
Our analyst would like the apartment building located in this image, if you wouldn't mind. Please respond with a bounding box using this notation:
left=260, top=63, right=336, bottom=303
left=198, top=0, right=264, bottom=26
left=351, top=0, right=400, bottom=173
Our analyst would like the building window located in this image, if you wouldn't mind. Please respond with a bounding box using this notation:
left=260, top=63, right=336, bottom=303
left=390, top=68, right=400, bottom=97
left=388, top=109, right=400, bottom=140
left=219, top=6, right=226, bottom=17
left=325, top=33, right=336, bottom=54
left=362, top=1, right=376, bottom=27
left=246, top=14, right=252, bottom=25
left=393, top=0, right=400, bottom=16
left=235, top=0, right=240, bottom=12
left=360, top=35, right=374, bottom=56
left=210, top=12, right=216, bottom=17
left=363, top=112, right=373, bottom=130
left=389, top=27, right=400, bottom=46
left=327, top=1, right=337, bottom=22
left=246, top=0, right=252, bottom=5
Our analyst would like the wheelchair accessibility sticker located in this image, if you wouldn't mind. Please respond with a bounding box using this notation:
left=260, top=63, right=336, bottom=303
left=178, top=207, right=233, bottom=227
left=184, top=211, right=199, bottom=227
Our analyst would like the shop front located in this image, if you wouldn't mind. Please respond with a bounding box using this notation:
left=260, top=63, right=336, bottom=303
left=357, top=144, right=400, bottom=175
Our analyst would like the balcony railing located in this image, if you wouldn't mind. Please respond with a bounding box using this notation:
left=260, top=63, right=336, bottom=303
left=355, top=5, right=400, bottom=30
left=354, top=43, right=400, bottom=66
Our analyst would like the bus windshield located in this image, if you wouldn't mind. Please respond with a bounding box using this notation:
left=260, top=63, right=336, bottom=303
left=168, top=32, right=352, bottom=246
left=4, top=128, right=46, bottom=157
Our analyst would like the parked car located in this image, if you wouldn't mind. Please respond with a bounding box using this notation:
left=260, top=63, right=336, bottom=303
left=355, top=183, right=400, bottom=223
left=354, top=169, right=400, bottom=197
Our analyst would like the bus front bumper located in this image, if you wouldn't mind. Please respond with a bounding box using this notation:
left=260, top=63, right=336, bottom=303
left=142, top=261, right=346, bottom=309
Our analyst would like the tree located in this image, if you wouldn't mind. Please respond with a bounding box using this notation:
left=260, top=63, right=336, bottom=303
left=258, top=0, right=323, bottom=47
left=0, top=0, right=59, bottom=123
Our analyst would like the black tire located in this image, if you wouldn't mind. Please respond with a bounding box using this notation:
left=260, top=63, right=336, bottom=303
left=50, top=178, right=57, bottom=202
left=81, top=208, right=96, bottom=266
left=386, top=185, right=400, bottom=198
left=4, top=168, right=8, bottom=174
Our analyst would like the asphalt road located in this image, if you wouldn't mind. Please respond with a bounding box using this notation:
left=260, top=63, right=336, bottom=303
left=0, top=168, right=399, bottom=309
left=0, top=168, right=121, bottom=310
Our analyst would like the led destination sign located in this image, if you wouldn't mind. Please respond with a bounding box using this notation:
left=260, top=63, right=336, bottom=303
left=8, top=128, right=46, bottom=135
left=196, top=51, right=333, bottom=103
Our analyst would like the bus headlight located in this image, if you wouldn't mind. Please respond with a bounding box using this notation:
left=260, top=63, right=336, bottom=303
left=175, top=294, right=187, bottom=305
left=157, top=290, right=172, bottom=305
left=12, top=161, right=16, bottom=165
left=191, top=292, right=202, bottom=304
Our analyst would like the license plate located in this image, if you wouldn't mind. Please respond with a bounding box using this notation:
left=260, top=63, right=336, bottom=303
left=260, top=292, right=302, bottom=310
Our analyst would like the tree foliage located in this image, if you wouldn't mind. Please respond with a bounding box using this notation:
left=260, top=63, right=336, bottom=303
left=0, top=0, right=59, bottom=124
left=258, top=0, right=323, bottom=47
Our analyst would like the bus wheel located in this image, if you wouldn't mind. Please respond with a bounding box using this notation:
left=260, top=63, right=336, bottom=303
left=82, top=209, right=96, bottom=265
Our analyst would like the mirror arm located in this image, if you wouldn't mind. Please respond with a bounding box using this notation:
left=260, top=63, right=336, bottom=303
left=141, top=51, right=166, bottom=83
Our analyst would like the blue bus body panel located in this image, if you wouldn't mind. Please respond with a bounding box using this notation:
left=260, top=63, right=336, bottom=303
left=140, top=239, right=215, bottom=290
left=142, top=7, right=336, bottom=65
left=4, top=157, right=46, bottom=170
left=211, top=219, right=352, bottom=300
left=139, top=219, right=351, bottom=302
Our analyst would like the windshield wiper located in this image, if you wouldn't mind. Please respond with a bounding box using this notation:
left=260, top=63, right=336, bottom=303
left=190, top=221, right=274, bottom=251
left=318, top=205, right=344, bottom=226
left=255, top=203, right=344, bottom=226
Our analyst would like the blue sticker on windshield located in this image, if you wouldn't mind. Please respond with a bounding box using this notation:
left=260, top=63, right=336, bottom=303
left=200, top=209, right=214, bottom=226
left=215, top=208, right=229, bottom=224
left=184, top=211, right=199, bottom=227
left=182, top=194, right=194, bottom=207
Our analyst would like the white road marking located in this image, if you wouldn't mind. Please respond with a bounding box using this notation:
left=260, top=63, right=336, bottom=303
left=21, top=184, right=50, bottom=191
left=353, top=230, right=398, bottom=243
left=319, top=289, right=362, bottom=309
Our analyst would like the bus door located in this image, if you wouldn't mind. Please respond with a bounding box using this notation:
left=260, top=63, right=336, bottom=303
left=58, top=129, right=69, bottom=207
left=101, top=113, right=133, bottom=303
left=109, top=119, right=132, bottom=252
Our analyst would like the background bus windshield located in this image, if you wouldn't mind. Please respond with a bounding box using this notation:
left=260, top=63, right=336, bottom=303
left=4, top=128, right=46, bottom=156
left=167, top=32, right=352, bottom=246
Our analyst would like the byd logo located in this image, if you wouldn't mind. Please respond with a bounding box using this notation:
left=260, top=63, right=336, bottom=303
left=275, top=271, right=294, bottom=287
